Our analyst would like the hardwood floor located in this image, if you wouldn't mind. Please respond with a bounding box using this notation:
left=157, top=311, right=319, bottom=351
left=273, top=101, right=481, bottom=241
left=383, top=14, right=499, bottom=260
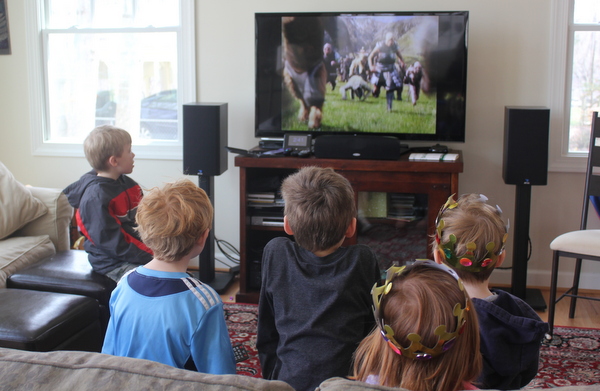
left=220, top=275, right=241, bottom=304
left=534, top=287, right=600, bottom=329
left=221, top=280, right=600, bottom=329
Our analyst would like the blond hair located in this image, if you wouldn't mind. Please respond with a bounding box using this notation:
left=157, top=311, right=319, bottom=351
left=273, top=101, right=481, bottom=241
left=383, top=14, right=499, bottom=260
left=353, top=264, right=481, bottom=391
left=281, top=166, right=356, bottom=252
left=432, top=193, right=507, bottom=283
left=136, top=179, right=213, bottom=262
left=84, top=125, right=132, bottom=171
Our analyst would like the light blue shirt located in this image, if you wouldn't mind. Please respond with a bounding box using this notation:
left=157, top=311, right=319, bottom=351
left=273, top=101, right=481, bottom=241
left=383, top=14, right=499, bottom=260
left=102, top=267, right=236, bottom=374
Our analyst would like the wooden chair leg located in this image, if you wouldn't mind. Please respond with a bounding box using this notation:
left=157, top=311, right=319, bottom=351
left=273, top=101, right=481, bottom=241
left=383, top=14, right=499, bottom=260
left=569, top=258, right=583, bottom=318
left=547, top=251, right=561, bottom=337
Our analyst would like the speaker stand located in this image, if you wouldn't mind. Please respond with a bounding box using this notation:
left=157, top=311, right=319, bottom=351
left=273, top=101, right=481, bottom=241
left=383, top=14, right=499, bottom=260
left=508, top=184, right=547, bottom=310
left=197, top=175, right=235, bottom=294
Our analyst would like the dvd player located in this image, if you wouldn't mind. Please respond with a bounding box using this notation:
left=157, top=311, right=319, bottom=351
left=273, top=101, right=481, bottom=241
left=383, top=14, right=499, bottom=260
left=251, top=214, right=284, bottom=227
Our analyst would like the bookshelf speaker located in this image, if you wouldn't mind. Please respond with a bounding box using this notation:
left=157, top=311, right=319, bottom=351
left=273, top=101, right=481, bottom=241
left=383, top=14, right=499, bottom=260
left=502, top=106, right=550, bottom=186
left=183, top=103, right=228, bottom=177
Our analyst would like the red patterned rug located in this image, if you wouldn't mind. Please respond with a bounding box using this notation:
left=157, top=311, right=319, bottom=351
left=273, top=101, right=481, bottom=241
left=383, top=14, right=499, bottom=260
left=526, top=326, right=600, bottom=388
left=224, top=303, right=600, bottom=386
left=224, top=302, right=262, bottom=378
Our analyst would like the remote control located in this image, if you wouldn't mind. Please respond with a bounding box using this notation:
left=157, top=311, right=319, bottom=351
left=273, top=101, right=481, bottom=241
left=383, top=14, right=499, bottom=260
left=233, top=344, right=249, bottom=363
left=297, top=149, right=311, bottom=158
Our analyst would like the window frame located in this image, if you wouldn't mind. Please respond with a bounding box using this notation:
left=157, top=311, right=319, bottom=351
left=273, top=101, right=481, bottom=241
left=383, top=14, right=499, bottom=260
left=549, top=0, right=599, bottom=173
left=25, top=0, right=196, bottom=160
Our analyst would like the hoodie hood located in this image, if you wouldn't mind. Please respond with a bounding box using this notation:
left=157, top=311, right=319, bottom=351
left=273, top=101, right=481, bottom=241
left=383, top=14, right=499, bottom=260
left=63, top=170, right=114, bottom=208
left=474, top=289, right=549, bottom=389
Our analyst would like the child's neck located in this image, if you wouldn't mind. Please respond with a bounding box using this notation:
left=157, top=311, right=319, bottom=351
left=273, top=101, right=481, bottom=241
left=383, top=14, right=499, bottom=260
left=462, top=280, right=494, bottom=300
left=145, top=258, right=190, bottom=273
left=96, top=170, right=121, bottom=180
left=312, top=237, right=345, bottom=257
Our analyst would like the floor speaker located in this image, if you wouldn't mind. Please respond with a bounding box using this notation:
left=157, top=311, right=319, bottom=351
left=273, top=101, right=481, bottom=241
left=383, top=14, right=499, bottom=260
left=314, top=135, right=402, bottom=160
left=502, top=106, right=550, bottom=185
left=183, top=103, right=228, bottom=176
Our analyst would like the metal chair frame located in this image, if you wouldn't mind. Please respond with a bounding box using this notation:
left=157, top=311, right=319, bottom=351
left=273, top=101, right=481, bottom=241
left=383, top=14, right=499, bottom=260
left=547, top=111, right=600, bottom=336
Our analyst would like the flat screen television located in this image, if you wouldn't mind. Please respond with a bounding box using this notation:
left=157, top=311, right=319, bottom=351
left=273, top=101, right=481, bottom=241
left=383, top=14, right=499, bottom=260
left=255, top=11, right=469, bottom=143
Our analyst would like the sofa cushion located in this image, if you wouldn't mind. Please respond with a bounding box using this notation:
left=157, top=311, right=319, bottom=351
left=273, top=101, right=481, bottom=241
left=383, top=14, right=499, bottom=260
left=0, top=235, right=55, bottom=288
left=0, top=347, right=295, bottom=391
left=315, top=377, right=600, bottom=391
left=14, top=187, right=73, bottom=252
left=0, top=161, right=48, bottom=240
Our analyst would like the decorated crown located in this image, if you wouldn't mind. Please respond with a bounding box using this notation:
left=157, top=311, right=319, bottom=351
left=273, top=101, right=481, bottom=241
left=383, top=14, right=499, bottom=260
left=371, top=260, right=468, bottom=360
left=435, top=194, right=509, bottom=273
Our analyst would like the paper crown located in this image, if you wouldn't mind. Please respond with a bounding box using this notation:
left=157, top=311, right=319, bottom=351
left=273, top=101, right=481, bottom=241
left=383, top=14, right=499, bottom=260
left=371, top=260, right=468, bottom=360
left=435, top=194, right=509, bottom=273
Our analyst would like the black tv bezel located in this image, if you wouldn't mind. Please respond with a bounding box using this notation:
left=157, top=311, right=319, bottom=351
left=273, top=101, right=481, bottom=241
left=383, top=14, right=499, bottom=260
left=255, top=11, right=469, bottom=142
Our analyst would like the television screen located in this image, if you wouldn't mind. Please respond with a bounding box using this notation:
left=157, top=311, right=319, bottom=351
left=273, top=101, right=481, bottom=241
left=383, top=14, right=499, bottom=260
left=255, top=11, right=469, bottom=142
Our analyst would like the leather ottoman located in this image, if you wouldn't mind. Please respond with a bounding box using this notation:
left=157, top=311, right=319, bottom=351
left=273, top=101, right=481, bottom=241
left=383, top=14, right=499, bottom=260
left=6, top=250, right=116, bottom=333
left=0, top=289, right=102, bottom=352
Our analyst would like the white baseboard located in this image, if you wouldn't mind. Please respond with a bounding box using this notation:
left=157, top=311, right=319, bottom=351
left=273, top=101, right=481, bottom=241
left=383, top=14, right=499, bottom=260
left=490, top=268, right=599, bottom=291
left=188, top=251, right=236, bottom=270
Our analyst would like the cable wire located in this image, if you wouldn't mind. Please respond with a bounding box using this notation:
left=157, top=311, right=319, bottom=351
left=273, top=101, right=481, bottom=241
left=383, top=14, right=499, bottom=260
left=215, top=236, right=240, bottom=264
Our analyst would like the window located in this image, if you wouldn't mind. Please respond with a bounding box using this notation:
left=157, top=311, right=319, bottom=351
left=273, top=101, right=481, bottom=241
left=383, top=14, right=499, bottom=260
left=550, top=0, right=600, bottom=171
left=26, top=0, right=195, bottom=159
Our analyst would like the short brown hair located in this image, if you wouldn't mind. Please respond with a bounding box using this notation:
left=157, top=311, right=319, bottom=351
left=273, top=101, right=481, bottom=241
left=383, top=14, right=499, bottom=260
left=432, top=193, right=507, bottom=283
left=353, top=264, right=481, bottom=391
left=281, top=166, right=356, bottom=252
left=84, top=125, right=132, bottom=171
left=136, top=179, right=213, bottom=262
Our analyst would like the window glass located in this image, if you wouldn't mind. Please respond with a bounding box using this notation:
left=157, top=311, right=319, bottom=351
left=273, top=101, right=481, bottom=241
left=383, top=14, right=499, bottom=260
left=36, top=0, right=188, bottom=153
left=46, top=31, right=178, bottom=143
left=568, top=31, right=600, bottom=152
left=573, top=0, right=600, bottom=24
left=47, top=0, right=179, bottom=28
left=567, top=0, right=600, bottom=153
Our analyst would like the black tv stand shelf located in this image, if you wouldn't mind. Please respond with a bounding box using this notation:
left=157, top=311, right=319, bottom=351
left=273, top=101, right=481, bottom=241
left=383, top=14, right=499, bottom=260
left=234, top=153, right=463, bottom=303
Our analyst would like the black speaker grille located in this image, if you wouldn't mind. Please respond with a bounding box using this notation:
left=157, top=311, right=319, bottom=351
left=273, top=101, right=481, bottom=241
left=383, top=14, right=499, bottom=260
left=183, top=103, right=228, bottom=176
left=502, top=106, right=550, bottom=185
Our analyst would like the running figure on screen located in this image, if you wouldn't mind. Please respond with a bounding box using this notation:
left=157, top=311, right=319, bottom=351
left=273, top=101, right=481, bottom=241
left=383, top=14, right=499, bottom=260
left=368, top=32, right=406, bottom=112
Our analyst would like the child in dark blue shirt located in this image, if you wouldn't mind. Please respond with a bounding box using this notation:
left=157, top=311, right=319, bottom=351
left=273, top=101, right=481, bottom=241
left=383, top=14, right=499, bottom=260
left=433, top=194, right=548, bottom=389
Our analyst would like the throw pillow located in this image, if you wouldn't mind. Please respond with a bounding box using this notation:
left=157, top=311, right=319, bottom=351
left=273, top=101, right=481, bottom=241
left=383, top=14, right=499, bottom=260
left=0, top=161, right=48, bottom=240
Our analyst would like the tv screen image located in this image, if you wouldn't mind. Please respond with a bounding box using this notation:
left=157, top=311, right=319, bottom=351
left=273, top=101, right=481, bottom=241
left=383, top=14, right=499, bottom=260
left=255, top=11, right=469, bottom=143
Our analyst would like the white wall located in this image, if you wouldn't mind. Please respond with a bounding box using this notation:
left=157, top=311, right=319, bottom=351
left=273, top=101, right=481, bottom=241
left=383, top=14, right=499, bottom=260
left=1, top=0, right=598, bottom=290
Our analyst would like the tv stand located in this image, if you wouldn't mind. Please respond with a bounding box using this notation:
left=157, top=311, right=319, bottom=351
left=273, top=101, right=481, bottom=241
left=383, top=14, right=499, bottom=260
left=234, top=153, right=463, bottom=303
left=399, top=143, right=411, bottom=155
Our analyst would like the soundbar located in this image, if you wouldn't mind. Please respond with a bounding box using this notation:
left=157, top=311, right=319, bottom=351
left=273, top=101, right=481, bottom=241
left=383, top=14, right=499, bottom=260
left=313, top=135, right=406, bottom=160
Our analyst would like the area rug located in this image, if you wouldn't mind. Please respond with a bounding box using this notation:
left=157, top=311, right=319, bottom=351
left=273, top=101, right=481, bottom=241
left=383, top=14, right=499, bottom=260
left=526, top=326, right=600, bottom=388
left=357, top=220, right=428, bottom=270
left=224, top=302, right=262, bottom=378
left=224, top=303, right=600, bottom=386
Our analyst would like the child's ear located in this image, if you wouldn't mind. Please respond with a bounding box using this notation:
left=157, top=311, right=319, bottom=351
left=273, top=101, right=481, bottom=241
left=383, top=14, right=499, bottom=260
left=107, top=155, right=118, bottom=167
left=283, top=216, right=294, bottom=236
left=345, top=217, right=357, bottom=238
left=196, top=228, right=210, bottom=247
left=496, top=251, right=506, bottom=268
left=433, top=248, right=444, bottom=264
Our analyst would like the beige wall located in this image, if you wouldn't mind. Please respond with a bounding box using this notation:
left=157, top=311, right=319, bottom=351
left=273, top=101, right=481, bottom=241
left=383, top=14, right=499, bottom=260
left=1, top=0, right=598, bottom=290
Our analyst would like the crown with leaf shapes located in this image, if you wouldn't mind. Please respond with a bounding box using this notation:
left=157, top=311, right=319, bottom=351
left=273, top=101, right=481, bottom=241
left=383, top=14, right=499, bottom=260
left=435, top=194, right=509, bottom=273
left=371, top=260, right=468, bottom=360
